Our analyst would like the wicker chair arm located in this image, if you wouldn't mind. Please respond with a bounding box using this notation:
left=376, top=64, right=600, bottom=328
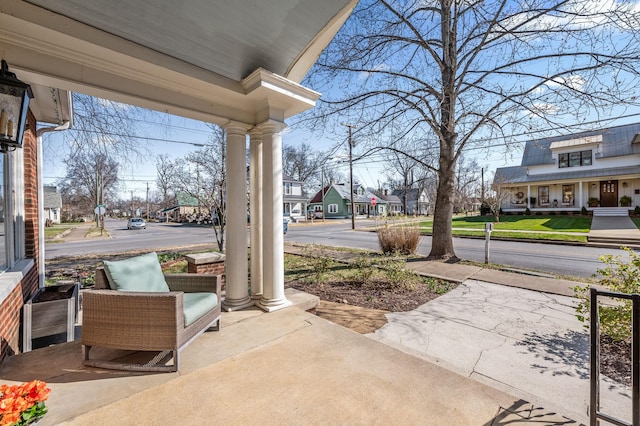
left=81, top=290, right=184, bottom=350
left=165, top=274, right=221, bottom=295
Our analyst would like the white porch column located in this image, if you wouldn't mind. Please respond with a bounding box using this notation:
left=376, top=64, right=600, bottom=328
left=257, top=120, right=291, bottom=312
left=249, top=128, right=263, bottom=300
left=579, top=181, right=583, bottom=207
left=222, top=122, right=253, bottom=312
left=527, top=185, right=531, bottom=209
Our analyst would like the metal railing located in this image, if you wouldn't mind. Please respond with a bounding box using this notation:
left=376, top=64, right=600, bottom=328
left=590, top=288, right=639, bottom=426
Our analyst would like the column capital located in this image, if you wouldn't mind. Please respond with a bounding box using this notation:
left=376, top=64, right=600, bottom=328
left=223, top=121, right=252, bottom=136
left=249, top=127, right=263, bottom=140
left=257, top=119, right=287, bottom=134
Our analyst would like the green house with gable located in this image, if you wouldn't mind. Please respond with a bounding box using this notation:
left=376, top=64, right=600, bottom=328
left=308, top=183, right=387, bottom=219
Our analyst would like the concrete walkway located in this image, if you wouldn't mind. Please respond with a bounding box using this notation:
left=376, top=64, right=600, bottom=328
left=371, top=279, right=632, bottom=425
left=588, top=215, right=640, bottom=246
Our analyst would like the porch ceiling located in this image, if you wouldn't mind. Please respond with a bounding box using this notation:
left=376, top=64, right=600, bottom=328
left=0, top=0, right=357, bottom=125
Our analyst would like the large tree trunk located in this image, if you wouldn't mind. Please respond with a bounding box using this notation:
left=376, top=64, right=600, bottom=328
left=429, top=1, right=457, bottom=261
left=428, top=149, right=456, bottom=260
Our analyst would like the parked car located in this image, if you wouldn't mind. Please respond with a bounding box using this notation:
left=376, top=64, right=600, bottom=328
left=127, top=217, right=146, bottom=230
left=283, top=218, right=288, bottom=234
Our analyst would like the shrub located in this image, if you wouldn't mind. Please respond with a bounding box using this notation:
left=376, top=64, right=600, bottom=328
left=351, top=254, right=374, bottom=286
left=634, top=205, right=640, bottom=215
left=379, top=256, right=419, bottom=290
left=302, top=244, right=332, bottom=282
left=525, top=207, right=531, bottom=215
left=581, top=206, right=588, bottom=215
left=549, top=211, right=556, bottom=215
left=573, top=247, right=640, bottom=341
left=535, top=211, right=542, bottom=216
left=377, top=225, right=420, bottom=255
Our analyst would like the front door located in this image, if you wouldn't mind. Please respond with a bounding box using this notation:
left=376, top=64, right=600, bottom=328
left=600, top=180, right=618, bottom=207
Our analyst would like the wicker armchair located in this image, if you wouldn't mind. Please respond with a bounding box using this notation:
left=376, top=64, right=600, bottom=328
left=82, top=268, right=222, bottom=372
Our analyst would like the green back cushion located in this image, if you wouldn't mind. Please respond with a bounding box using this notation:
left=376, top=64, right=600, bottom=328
left=103, top=252, right=170, bottom=292
left=183, top=293, right=219, bottom=326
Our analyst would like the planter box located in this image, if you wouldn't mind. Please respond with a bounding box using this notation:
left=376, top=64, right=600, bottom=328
left=22, top=283, right=79, bottom=352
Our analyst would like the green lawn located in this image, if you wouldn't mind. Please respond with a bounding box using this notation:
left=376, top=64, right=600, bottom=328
left=419, top=215, right=592, bottom=233
left=44, top=223, right=75, bottom=238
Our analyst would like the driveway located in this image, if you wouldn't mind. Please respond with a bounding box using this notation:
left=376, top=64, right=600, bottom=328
left=370, top=279, right=632, bottom=425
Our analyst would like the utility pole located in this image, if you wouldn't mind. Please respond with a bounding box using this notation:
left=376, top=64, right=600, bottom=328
left=321, top=166, right=325, bottom=222
left=342, top=123, right=357, bottom=230
left=146, top=182, right=150, bottom=220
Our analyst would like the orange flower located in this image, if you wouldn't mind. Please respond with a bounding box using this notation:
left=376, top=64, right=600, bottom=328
left=0, top=380, right=50, bottom=426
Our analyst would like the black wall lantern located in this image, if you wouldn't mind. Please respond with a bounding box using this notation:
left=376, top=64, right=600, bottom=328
left=0, top=60, right=33, bottom=149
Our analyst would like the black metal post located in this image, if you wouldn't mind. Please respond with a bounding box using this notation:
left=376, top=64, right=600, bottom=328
left=590, top=287, right=599, bottom=426
left=633, top=294, right=639, bottom=426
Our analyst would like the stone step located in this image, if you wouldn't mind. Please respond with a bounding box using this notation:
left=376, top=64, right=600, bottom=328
left=592, top=207, right=631, bottom=217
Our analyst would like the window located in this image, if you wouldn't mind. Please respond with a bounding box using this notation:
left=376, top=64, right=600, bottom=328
left=328, top=204, right=338, bottom=214
left=538, top=186, right=549, bottom=205
left=562, top=185, right=574, bottom=205
left=559, top=150, right=592, bottom=168
left=284, top=182, right=292, bottom=195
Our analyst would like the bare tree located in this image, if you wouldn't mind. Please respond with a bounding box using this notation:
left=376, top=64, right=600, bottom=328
left=155, top=154, right=179, bottom=209
left=300, top=0, right=640, bottom=260
left=282, top=143, right=325, bottom=194
left=59, top=151, right=119, bottom=220
left=485, top=173, right=512, bottom=223
left=454, top=157, right=482, bottom=213
left=173, top=126, right=227, bottom=250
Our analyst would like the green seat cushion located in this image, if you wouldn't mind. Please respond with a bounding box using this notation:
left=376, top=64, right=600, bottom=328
left=103, top=252, right=170, bottom=292
left=183, top=293, right=219, bottom=326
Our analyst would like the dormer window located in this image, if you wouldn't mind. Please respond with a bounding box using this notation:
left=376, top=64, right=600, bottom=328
left=558, top=150, right=592, bottom=168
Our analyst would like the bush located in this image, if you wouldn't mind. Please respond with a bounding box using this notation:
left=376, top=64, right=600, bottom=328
left=525, top=207, right=531, bottom=215
left=351, top=254, right=374, bottom=286
left=379, top=256, right=419, bottom=290
left=573, top=247, right=640, bottom=341
left=581, top=206, right=588, bottom=215
left=377, top=225, right=420, bottom=255
left=535, top=211, right=543, bottom=216
left=634, top=205, right=640, bottom=215
left=302, top=244, right=332, bottom=282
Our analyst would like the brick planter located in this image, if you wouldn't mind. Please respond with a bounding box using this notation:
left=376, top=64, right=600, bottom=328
left=185, top=253, right=226, bottom=289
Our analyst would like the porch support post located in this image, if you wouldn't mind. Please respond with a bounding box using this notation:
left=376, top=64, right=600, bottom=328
left=579, top=181, right=583, bottom=208
left=257, top=119, right=291, bottom=312
left=222, top=122, right=253, bottom=312
left=249, top=128, right=263, bottom=300
left=527, top=185, right=531, bottom=209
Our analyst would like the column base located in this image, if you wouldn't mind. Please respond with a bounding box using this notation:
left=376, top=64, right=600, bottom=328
left=250, top=293, right=263, bottom=301
left=256, top=296, right=292, bottom=312
left=222, top=296, right=254, bottom=312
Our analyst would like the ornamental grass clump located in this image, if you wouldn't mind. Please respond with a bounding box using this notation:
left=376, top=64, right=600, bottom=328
left=377, top=225, right=420, bottom=255
left=0, top=380, right=50, bottom=426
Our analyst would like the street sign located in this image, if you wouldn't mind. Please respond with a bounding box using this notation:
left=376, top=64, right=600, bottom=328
left=371, top=197, right=376, bottom=206
left=94, top=205, right=106, bottom=215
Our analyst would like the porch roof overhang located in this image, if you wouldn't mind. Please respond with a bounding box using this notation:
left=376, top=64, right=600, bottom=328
left=0, top=0, right=358, bottom=126
left=500, top=165, right=640, bottom=186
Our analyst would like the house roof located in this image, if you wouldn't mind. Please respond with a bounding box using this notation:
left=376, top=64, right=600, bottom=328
left=43, top=188, right=62, bottom=209
left=175, top=192, right=199, bottom=207
left=377, top=194, right=402, bottom=204
left=391, top=188, right=425, bottom=201
left=494, top=165, right=640, bottom=185
left=309, top=183, right=386, bottom=204
left=521, top=122, right=640, bottom=166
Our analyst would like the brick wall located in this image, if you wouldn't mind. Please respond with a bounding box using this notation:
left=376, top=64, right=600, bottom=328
left=0, top=111, right=40, bottom=364
left=23, top=111, right=39, bottom=260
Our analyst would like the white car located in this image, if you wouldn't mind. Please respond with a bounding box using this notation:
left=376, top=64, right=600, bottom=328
left=127, top=217, right=146, bottom=230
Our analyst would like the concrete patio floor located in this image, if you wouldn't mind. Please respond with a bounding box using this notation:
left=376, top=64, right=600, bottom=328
left=2, top=289, right=580, bottom=425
